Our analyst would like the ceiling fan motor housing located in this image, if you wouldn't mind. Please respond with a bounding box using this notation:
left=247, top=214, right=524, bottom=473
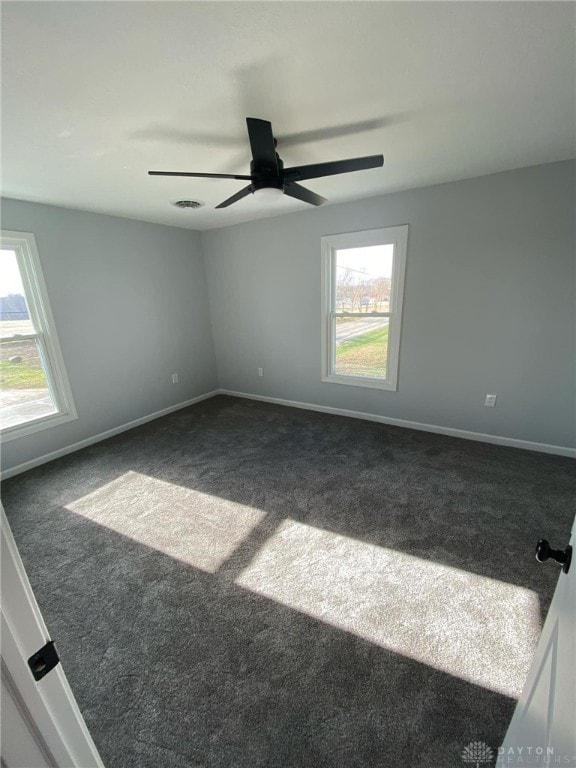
left=250, top=156, right=284, bottom=191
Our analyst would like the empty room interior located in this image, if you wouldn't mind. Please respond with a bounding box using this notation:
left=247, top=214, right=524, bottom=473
left=1, top=2, right=575, bottom=767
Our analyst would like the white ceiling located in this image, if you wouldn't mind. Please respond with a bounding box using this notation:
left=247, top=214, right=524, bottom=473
left=2, top=1, right=574, bottom=231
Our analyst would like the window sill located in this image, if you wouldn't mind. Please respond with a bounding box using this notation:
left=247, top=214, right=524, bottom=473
left=322, top=374, right=398, bottom=391
left=0, top=409, right=78, bottom=443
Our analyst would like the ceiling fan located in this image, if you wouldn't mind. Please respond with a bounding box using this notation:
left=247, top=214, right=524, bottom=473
left=148, top=117, right=384, bottom=209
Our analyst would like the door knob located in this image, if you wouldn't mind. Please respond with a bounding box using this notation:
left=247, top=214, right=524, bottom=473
left=535, top=539, right=572, bottom=574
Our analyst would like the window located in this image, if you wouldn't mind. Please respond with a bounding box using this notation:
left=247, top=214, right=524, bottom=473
left=321, top=225, right=408, bottom=391
left=0, top=230, right=77, bottom=441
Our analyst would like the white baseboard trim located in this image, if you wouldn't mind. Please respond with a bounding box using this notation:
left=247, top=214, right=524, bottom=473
left=218, top=389, right=576, bottom=459
left=3, top=387, right=573, bottom=480
left=0, top=390, right=220, bottom=480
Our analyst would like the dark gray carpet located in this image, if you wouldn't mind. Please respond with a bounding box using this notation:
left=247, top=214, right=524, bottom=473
left=2, top=395, right=575, bottom=768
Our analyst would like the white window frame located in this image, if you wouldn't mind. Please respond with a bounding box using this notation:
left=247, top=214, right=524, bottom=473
left=321, top=225, right=408, bottom=391
left=1, top=230, right=77, bottom=442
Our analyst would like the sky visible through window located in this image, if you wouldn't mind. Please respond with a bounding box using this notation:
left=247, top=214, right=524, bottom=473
left=1, top=249, right=25, bottom=296
left=336, top=244, right=393, bottom=280
left=0, top=248, right=33, bottom=335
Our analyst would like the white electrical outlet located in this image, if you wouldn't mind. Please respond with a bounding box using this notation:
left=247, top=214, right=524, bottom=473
left=258, top=368, right=263, bottom=377
left=484, top=394, right=497, bottom=407
left=172, top=373, right=179, bottom=384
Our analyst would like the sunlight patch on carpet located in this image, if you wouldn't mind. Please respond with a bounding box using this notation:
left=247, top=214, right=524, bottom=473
left=236, top=519, right=541, bottom=697
left=66, top=471, right=266, bottom=572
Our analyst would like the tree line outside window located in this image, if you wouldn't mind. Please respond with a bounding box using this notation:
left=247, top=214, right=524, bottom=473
left=336, top=266, right=391, bottom=313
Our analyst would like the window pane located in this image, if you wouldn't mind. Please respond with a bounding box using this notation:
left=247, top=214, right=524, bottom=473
left=335, top=244, right=394, bottom=313
left=0, top=249, right=35, bottom=337
left=0, top=338, right=57, bottom=429
left=335, top=317, right=388, bottom=379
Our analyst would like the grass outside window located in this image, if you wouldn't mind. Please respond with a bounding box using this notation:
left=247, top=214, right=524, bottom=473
left=335, top=325, right=388, bottom=379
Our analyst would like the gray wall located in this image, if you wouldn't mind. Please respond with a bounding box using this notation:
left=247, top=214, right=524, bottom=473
left=2, top=161, right=573, bottom=472
left=1, top=199, right=218, bottom=472
left=201, top=161, right=576, bottom=449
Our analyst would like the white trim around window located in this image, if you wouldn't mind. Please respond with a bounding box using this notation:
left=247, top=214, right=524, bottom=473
left=321, top=225, right=408, bottom=391
left=1, top=230, right=77, bottom=442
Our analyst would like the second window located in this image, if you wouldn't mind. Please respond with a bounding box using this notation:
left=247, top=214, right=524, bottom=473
left=321, top=225, right=408, bottom=391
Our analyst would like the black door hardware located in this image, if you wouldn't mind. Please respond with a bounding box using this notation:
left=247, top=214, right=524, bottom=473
left=535, top=539, right=572, bottom=574
left=28, top=640, right=60, bottom=681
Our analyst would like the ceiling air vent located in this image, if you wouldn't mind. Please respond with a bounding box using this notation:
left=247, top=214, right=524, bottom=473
left=172, top=200, right=203, bottom=209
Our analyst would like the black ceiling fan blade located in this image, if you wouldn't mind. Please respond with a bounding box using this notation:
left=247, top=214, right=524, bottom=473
left=278, top=118, right=387, bottom=148
left=284, top=183, right=327, bottom=207
left=246, top=118, right=279, bottom=173
left=215, top=184, right=253, bottom=209
left=149, top=171, right=253, bottom=180
left=284, top=155, right=384, bottom=183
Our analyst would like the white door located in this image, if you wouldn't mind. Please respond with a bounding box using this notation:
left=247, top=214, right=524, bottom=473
left=498, top=516, right=575, bottom=767
left=1, top=505, right=105, bottom=768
